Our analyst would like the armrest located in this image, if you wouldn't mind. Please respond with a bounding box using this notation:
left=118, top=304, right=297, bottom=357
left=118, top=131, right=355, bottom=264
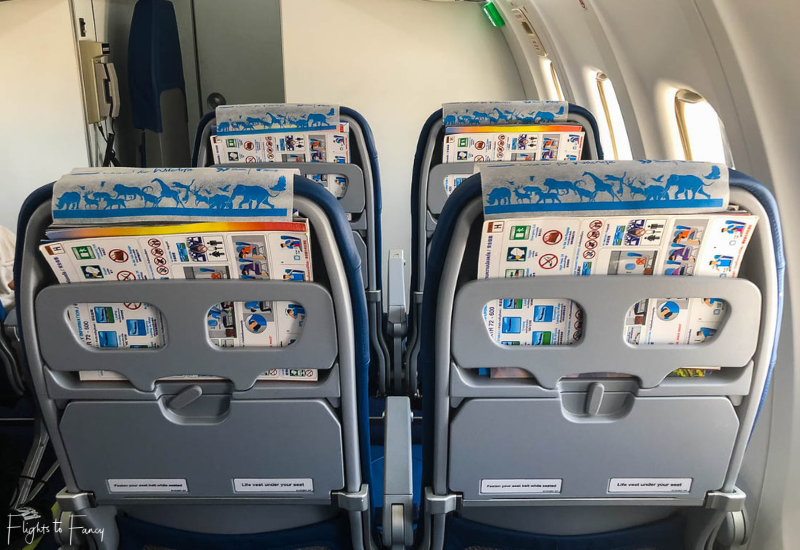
left=386, top=250, right=408, bottom=393
left=383, top=396, right=413, bottom=549
left=387, top=250, right=407, bottom=326
left=1, top=308, right=25, bottom=397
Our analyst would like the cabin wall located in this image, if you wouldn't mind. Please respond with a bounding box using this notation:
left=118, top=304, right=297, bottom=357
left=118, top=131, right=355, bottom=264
left=705, top=2, right=800, bottom=547
left=0, top=0, right=89, bottom=231
left=281, top=0, right=526, bottom=289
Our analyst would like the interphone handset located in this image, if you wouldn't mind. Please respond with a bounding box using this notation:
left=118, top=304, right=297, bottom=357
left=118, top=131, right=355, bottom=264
left=78, top=40, right=120, bottom=124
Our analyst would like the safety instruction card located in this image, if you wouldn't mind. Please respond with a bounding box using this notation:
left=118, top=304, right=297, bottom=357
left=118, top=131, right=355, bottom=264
left=211, top=123, right=350, bottom=198
left=40, top=221, right=317, bottom=382
left=442, top=125, right=585, bottom=195
left=478, top=211, right=758, bottom=377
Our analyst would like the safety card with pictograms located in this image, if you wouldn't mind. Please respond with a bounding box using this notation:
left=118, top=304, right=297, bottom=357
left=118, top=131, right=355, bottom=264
left=39, top=221, right=316, bottom=382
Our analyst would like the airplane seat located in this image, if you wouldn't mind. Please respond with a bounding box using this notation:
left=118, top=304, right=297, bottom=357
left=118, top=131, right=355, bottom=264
left=0, top=308, right=25, bottom=406
left=407, top=101, right=605, bottom=396
left=191, top=110, right=217, bottom=169
left=418, top=162, right=784, bottom=550
left=191, top=105, right=389, bottom=396
left=14, top=172, right=375, bottom=550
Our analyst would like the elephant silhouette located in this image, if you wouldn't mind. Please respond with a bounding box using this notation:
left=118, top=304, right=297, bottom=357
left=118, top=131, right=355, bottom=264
left=643, top=183, right=668, bottom=201
left=56, top=192, right=81, bottom=210
left=443, top=114, right=457, bottom=126
left=486, top=187, right=512, bottom=206
left=307, top=113, right=330, bottom=127
left=666, top=174, right=714, bottom=200
left=208, top=194, right=232, bottom=209
left=230, top=176, right=288, bottom=209
left=217, top=122, right=231, bottom=132
left=535, top=111, right=556, bottom=123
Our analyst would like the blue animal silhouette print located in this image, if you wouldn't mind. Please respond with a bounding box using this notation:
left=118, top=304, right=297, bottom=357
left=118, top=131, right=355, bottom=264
left=218, top=107, right=335, bottom=133
left=264, top=113, right=286, bottom=127
left=171, top=180, right=194, bottom=202
left=482, top=164, right=723, bottom=213
left=446, top=103, right=566, bottom=126
left=77, top=184, right=117, bottom=210
left=623, top=180, right=648, bottom=199
left=486, top=187, right=512, bottom=206
left=307, top=111, right=332, bottom=127
left=493, top=108, right=513, bottom=123
left=512, top=186, right=534, bottom=203
left=231, top=175, right=288, bottom=209
left=183, top=176, right=288, bottom=210
left=152, top=178, right=184, bottom=207
left=55, top=172, right=291, bottom=219
left=581, top=171, right=621, bottom=201
left=529, top=186, right=561, bottom=203
left=82, top=191, right=100, bottom=209
left=191, top=188, right=231, bottom=209
left=665, top=168, right=718, bottom=200
left=113, top=183, right=146, bottom=201
left=87, top=187, right=125, bottom=209
left=56, top=192, right=81, bottom=210
left=541, top=177, right=579, bottom=196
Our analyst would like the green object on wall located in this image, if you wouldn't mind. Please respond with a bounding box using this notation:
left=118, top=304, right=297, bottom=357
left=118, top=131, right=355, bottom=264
left=482, top=1, right=506, bottom=28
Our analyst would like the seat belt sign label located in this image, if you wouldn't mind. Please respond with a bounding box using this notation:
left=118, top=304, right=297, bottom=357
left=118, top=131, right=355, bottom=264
left=480, top=478, right=562, bottom=494
left=608, top=478, right=692, bottom=493
left=107, top=478, right=188, bottom=493
left=233, top=478, right=313, bottom=493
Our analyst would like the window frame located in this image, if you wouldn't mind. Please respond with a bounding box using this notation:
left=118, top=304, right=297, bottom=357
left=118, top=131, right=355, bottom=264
left=546, top=60, right=564, bottom=101
left=595, top=72, right=619, bottom=159
left=674, top=89, right=706, bottom=160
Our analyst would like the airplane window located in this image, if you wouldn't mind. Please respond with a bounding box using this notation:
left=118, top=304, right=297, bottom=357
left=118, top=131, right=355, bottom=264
left=674, top=90, right=728, bottom=164
left=595, top=72, right=632, bottom=160
left=545, top=60, right=564, bottom=101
